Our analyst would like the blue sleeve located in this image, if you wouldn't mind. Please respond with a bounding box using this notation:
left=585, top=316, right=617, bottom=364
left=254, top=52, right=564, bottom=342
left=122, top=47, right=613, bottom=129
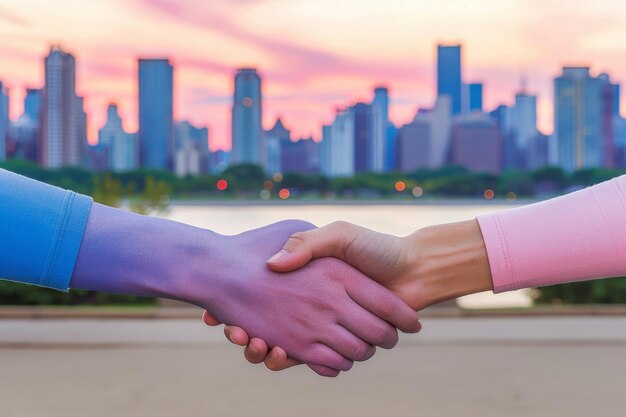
left=0, top=169, right=93, bottom=291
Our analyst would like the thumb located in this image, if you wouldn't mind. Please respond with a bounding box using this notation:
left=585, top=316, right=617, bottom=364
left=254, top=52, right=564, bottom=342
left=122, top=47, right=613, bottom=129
left=267, top=221, right=356, bottom=272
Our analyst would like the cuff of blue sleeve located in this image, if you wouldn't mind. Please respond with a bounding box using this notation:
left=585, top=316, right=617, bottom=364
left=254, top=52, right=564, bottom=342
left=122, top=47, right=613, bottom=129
left=43, top=192, right=93, bottom=291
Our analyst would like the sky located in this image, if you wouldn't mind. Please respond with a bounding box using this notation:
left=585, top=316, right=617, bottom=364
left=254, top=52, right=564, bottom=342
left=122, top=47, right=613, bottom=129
left=1, top=0, right=626, bottom=150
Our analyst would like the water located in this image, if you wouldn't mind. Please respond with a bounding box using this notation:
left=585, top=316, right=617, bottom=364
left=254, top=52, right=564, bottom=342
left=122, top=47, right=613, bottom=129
left=160, top=202, right=531, bottom=309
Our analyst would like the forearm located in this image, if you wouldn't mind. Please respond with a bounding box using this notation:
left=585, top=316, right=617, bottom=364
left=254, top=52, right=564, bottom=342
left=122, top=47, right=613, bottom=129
left=406, top=219, right=493, bottom=306
left=71, top=202, right=224, bottom=304
left=476, top=175, right=626, bottom=292
left=0, top=169, right=92, bottom=290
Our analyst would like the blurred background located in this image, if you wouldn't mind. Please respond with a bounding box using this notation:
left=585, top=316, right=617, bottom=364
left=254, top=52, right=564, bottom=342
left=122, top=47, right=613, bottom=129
left=1, top=0, right=626, bottom=415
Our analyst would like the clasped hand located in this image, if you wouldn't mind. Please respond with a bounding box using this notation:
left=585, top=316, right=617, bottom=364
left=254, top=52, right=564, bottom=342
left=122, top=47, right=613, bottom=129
left=197, top=220, right=422, bottom=377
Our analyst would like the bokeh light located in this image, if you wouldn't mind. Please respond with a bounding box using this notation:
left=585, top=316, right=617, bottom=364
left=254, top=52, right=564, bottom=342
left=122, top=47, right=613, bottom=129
left=278, top=188, right=290, bottom=199
left=412, top=186, right=423, bottom=197
left=273, top=172, right=283, bottom=182
left=395, top=181, right=406, bottom=192
left=263, top=180, right=274, bottom=190
left=259, top=189, right=271, bottom=200
left=216, top=179, right=228, bottom=191
left=506, top=191, right=517, bottom=201
left=484, top=189, right=495, bottom=200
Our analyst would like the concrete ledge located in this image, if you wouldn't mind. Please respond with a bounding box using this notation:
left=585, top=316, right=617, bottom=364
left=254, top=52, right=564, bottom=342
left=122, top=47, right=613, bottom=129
left=1, top=304, right=626, bottom=319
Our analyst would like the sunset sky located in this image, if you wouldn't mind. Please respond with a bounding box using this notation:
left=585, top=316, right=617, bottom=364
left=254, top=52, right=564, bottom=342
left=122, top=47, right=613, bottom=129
left=1, top=0, right=625, bottom=150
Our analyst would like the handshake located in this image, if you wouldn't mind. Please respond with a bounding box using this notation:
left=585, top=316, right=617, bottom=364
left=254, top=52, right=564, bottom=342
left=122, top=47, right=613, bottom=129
left=196, top=219, right=494, bottom=377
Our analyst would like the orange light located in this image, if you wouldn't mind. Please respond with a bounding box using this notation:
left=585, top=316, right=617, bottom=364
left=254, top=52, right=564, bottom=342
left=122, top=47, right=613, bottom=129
left=216, top=179, right=228, bottom=191
left=278, top=188, right=290, bottom=199
left=484, top=189, right=495, bottom=200
left=395, top=181, right=406, bottom=192
left=263, top=180, right=274, bottom=190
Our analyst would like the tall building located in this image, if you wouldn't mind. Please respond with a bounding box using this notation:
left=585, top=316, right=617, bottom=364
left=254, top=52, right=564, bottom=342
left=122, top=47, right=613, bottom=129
left=437, top=44, right=462, bottom=115
left=385, top=124, right=399, bottom=171
left=98, top=104, right=136, bottom=172
left=555, top=67, right=603, bottom=172
left=352, top=102, right=371, bottom=173
left=0, top=82, right=8, bottom=162
left=510, top=93, right=538, bottom=150
left=281, top=137, right=320, bottom=174
left=263, top=118, right=290, bottom=175
left=320, top=108, right=355, bottom=177
left=599, top=74, right=616, bottom=168
left=397, top=120, right=430, bottom=172
left=24, top=88, right=42, bottom=123
left=231, top=68, right=262, bottom=165
left=174, top=120, right=209, bottom=176
left=41, top=45, right=83, bottom=168
left=138, top=58, right=173, bottom=170
left=10, top=88, right=44, bottom=161
left=468, top=83, right=483, bottom=112
left=526, top=133, right=550, bottom=170
left=612, top=84, right=621, bottom=118
left=369, top=86, right=389, bottom=172
left=450, top=114, right=501, bottom=174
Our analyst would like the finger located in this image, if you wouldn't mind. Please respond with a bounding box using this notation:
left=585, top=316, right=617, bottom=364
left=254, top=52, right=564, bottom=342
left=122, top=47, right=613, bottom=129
left=308, top=364, right=340, bottom=378
left=301, top=343, right=353, bottom=372
left=345, top=276, right=421, bottom=334
left=263, top=347, right=302, bottom=371
left=320, top=324, right=376, bottom=362
left=224, top=326, right=249, bottom=346
left=202, top=310, right=221, bottom=326
left=338, top=302, right=399, bottom=349
left=243, top=338, right=269, bottom=364
left=266, top=221, right=359, bottom=272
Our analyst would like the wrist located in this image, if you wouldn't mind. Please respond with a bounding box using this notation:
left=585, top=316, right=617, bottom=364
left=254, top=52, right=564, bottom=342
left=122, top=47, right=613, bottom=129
left=405, top=219, right=493, bottom=308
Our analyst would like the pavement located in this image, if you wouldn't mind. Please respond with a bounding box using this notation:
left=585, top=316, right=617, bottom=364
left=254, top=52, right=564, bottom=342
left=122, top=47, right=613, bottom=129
left=2, top=317, right=626, bottom=417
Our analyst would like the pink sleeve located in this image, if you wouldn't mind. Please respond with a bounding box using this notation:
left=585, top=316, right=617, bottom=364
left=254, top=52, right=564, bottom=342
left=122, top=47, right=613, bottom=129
left=476, top=175, right=626, bottom=293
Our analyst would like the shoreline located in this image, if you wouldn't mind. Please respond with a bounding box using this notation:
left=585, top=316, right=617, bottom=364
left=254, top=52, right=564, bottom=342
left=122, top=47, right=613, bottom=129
left=167, top=197, right=542, bottom=207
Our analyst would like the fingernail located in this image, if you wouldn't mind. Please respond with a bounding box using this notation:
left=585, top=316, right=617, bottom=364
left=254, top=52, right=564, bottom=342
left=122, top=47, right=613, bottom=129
left=267, top=250, right=289, bottom=264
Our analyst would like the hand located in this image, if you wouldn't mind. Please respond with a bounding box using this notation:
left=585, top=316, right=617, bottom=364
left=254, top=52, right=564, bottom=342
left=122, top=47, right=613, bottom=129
left=197, top=220, right=421, bottom=377
left=205, top=219, right=492, bottom=371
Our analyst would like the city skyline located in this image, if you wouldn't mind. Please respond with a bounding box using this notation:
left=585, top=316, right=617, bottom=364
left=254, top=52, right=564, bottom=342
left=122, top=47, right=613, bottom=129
left=2, top=0, right=626, bottom=150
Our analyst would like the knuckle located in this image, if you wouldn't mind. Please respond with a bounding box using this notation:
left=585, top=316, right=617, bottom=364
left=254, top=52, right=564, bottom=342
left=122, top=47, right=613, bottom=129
left=287, top=231, right=309, bottom=246
left=371, top=323, right=398, bottom=348
left=377, top=295, right=398, bottom=319
left=352, top=342, right=374, bottom=361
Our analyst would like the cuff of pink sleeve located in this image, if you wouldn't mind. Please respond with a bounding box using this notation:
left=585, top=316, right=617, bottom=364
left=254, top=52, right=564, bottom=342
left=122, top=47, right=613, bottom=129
left=476, top=214, right=518, bottom=293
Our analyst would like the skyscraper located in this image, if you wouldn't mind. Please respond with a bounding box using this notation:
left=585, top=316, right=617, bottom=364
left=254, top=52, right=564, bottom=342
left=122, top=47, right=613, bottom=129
left=369, top=86, right=389, bottom=172
left=138, top=58, right=173, bottom=169
left=320, top=108, right=355, bottom=177
left=437, top=44, right=462, bottom=115
left=468, top=83, right=483, bottom=112
left=231, top=68, right=262, bottom=165
left=599, top=74, right=616, bottom=168
left=554, top=67, right=603, bottom=172
left=352, top=102, right=371, bottom=173
left=174, top=120, right=209, bottom=176
left=41, top=45, right=83, bottom=168
left=98, top=103, right=136, bottom=172
left=24, top=88, right=42, bottom=123
left=0, top=82, right=8, bottom=161
left=264, top=117, right=290, bottom=175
